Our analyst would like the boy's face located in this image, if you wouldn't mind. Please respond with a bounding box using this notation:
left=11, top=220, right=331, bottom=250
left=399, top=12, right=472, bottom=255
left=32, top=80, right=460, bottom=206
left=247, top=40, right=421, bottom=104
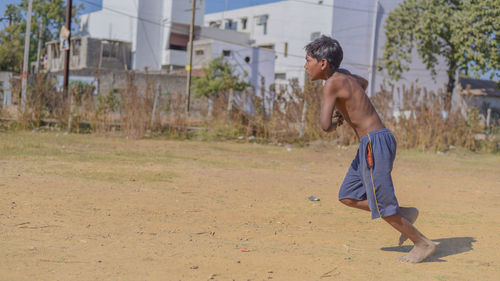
left=304, top=54, right=326, bottom=81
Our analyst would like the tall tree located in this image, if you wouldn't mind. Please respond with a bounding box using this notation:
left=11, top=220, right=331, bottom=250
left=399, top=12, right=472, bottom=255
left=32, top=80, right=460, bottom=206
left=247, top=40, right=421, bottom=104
left=380, top=0, right=499, bottom=108
left=0, top=0, right=80, bottom=72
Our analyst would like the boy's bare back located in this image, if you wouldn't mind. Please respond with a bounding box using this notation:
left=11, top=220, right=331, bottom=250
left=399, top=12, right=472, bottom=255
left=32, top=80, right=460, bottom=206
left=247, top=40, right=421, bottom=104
left=321, top=69, right=385, bottom=138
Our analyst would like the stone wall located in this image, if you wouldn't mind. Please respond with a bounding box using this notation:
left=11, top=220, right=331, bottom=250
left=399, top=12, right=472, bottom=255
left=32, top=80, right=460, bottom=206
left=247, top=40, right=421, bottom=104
left=48, top=69, right=207, bottom=119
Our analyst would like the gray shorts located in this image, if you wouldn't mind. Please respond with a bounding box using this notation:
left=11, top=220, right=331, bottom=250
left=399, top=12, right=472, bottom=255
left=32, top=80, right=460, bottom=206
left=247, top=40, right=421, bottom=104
left=339, top=128, right=400, bottom=219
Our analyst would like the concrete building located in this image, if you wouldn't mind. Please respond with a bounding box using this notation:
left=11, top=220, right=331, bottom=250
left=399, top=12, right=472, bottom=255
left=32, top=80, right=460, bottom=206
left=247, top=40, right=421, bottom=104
left=457, top=77, right=500, bottom=125
left=45, top=37, right=132, bottom=72
left=77, top=0, right=276, bottom=105
left=331, top=0, right=449, bottom=97
left=192, top=39, right=275, bottom=102
left=79, top=0, right=206, bottom=71
left=77, top=0, right=267, bottom=69
left=205, top=0, right=450, bottom=95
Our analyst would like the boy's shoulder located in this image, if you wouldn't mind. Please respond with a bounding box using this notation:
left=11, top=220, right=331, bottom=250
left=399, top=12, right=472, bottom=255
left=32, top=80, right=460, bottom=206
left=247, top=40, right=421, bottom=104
left=324, top=72, right=351, bottom=93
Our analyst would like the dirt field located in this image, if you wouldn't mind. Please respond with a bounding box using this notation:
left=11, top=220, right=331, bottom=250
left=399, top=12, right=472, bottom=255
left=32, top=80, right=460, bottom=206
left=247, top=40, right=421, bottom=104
left=0, top=131, right=499, bottom=280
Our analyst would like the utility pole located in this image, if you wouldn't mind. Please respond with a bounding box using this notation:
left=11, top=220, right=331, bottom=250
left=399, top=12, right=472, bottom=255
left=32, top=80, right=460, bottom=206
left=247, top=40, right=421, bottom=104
left=185, top=0, right=196, bottom=114
left=63, top=0, right=72, bottom=95
left=35, top=17, right=43, bottom=73
left=367, top=0, right=379, bottom=97
left=20, top=0, right=33, bottom=115
left=64, top=0, right=73, bottom=132
left=221, top=0, right=228, bottom=25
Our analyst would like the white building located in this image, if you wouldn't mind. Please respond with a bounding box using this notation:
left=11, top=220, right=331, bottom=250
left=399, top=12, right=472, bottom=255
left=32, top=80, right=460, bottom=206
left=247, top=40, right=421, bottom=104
left=204, top=0, right=335, bottom=88
left=332, top=0, right=449, bottom=98
left=79, top=0, right=206, bottom=71
left=192, top=39, right=275, bottom=106
left=78, top=0, right=276, bottom=102
left=205, top=0, right=450, bottom=96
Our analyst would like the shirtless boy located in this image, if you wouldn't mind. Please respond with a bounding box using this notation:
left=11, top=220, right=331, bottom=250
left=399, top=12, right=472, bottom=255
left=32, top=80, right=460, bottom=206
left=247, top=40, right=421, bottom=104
left=304, top=35, right=435, bottom=263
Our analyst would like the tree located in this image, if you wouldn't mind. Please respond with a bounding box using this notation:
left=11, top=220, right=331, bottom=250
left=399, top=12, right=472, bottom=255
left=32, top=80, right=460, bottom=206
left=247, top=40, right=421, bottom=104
left=380, top=0, right=499, bottom=108
left=191, top=56, right=250, bottom=115
left=192, top=56, right=249, bottom=98
left=0, top=0, right=80, bottom=72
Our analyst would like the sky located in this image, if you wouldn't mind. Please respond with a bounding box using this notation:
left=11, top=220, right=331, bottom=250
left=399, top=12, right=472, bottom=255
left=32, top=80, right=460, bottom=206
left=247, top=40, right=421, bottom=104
left=205, top=0, right=283, bottom=13
left=0, top=0, right=283, bottom=20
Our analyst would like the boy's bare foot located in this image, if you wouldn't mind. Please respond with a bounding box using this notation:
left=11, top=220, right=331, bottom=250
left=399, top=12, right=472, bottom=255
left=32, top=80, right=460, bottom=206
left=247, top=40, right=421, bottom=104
left=398, top=207, right=419, bottom=246
left=398, top=237, right=436, bottom=263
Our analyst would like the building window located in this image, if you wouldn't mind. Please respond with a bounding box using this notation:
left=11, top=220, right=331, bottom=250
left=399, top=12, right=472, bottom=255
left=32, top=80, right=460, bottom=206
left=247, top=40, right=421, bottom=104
left=52, top=43, right=60, bottom=58
left=169, top=33, right=189, bottom=51
left=195, top=49, right=204, bottom=56
left=72, top=39, right=81, bottom=56
left=256, top=15, right=268, bottom=35
left=225, top=19, right=237, bottom=31
left=258, top=44, right=274, bottom=50
left=222, top=50, right=231, bottom=57
left=102, top=41, right=119, bottom=58
left=209, top=21, right=221, bottom=28
left=284, top=42, right=288, bottom=57
left=275, top=73, right=286, bottom=80
left=244, top=56, right=251, bottom=63
left=241, top=18, right=247, bottom=30
left=310, top=32, right=321, bottom=41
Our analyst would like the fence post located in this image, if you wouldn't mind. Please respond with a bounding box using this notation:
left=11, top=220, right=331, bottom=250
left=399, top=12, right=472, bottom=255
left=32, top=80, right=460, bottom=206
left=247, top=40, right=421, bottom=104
left=486, top=107, right=491, bottom=134
left=227, top=88, right=234, bottom=125
left=151, top=83, right=160, bottom=129
left=208, top=95, right=213, bottom=117
left=67, top=88, right=74, bottom=132
left=299, top=94, right=307, bottom=138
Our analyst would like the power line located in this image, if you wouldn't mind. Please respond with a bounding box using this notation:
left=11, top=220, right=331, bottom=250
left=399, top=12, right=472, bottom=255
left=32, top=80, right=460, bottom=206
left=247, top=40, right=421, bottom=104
left=80, top=0, right=168, bottom=27
left=287, top=0, right=387, bottom=14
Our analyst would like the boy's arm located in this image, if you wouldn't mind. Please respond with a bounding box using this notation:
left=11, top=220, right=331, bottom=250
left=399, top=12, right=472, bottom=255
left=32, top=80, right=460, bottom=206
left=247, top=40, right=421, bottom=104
left=338, top=68, right=368, bottom=91
left=320, top=81, right=339, bottom=132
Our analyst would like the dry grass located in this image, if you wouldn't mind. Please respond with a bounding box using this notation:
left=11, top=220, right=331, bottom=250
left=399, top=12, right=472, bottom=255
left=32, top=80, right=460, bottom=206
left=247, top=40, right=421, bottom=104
left=372, top=84, right=483, bottom=151
left=2, top=74, right=496, bottom=152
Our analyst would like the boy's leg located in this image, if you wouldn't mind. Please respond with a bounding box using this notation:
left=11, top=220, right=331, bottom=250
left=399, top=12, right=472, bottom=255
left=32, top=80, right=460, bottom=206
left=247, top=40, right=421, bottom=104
left=339, top=198, right=370, bottom=211
left=398, top=207, right=419, bottom=246
left=340, top=198, right=418, bottom=240
left=339, top=198, right=432, bottom=262
left=340, top=199, right=420, bottom=245
left=383, top=213, right=435, bottom=263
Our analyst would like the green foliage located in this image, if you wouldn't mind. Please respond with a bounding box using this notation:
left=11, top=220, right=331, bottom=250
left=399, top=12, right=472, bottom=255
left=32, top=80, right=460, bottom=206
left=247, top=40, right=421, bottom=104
left=191, top=56, right=250, bottom=98
left=70, top=80, right=95, bottom=96
left=455, top=0, right=500, bottom=78
left=380, top=0, right=500, bottom=95
left=97, top=88, right=120, bottom=114
left=0, top=0, right=81, bottom=72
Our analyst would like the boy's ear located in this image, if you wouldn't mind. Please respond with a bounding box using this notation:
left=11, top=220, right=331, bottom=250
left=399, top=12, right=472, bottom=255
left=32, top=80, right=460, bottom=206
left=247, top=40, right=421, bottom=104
left=320, top=59, right=328, bottom=70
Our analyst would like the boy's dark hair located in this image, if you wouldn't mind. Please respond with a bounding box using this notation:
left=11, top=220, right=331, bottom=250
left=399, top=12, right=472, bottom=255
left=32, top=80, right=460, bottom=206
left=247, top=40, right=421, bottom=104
left=305, top=35, right=343, bottom=72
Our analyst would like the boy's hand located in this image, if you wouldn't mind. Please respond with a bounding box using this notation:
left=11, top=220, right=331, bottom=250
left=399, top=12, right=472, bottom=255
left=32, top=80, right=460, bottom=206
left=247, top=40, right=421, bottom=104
left=332, top=110, right=344, bottom=127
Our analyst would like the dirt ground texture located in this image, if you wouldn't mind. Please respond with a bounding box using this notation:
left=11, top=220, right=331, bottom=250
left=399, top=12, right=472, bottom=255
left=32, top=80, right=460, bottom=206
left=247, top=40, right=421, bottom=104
left=0, top=131, right=499, bottom=281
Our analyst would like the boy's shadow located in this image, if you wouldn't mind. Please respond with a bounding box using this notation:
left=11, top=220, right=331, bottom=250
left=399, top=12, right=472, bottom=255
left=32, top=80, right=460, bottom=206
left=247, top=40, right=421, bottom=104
left=380, top=237, right=476, bottom=262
